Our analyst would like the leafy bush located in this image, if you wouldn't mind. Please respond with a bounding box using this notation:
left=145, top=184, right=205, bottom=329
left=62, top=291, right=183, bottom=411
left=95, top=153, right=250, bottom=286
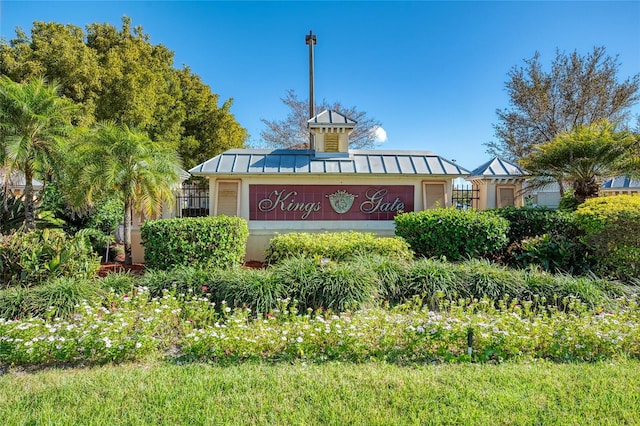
left=512, top=233, right=588, bottom=274
left=265, top=231, right=413, bottom=264
left=394, top=208, right=509, bottom=261
left=558, top=189, right=580, bottom=211
left=574, top=195, right=640, bottom=282
left=141, top=216, right=249, bottom=270
left=0, top=189, right=25, bottom=235
left=492, top=206, right=587, bottom=272
left=0, top=229, right=100, bottom=287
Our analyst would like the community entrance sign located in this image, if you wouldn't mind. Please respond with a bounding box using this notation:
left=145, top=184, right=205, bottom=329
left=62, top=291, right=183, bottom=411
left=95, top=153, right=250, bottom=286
left=250, top=184, right=414, bottom=220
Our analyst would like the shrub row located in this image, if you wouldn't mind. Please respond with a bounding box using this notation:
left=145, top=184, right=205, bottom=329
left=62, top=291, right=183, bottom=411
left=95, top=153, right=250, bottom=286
left=2, top=256, right=631, bottom=321
left=141, top=216, right=248, bottom=270
left=126, top=256, right=632, bottom=314
left=265, top=231, right=413, bottom=264
left=394, top=208, right=509, bottom=261
left=0, top=229, right=100, bottom=288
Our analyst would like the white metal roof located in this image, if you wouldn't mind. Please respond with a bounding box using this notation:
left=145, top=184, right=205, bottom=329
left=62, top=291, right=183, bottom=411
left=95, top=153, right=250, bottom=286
left=189, top=149, right=470, bottom=176
left=307, top=110, right=356, bottom=126
left=602, top=176, right=640, bottom=189
left=468, top=157, right=526, bottom=178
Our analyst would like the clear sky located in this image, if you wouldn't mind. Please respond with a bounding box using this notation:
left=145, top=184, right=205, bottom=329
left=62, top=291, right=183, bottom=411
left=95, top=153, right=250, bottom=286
left=1, top=1, right=639, bottom=170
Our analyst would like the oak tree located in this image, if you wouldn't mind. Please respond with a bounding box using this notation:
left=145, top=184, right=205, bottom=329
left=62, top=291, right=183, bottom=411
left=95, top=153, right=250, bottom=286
left=488, top=47, right=640, bottom=160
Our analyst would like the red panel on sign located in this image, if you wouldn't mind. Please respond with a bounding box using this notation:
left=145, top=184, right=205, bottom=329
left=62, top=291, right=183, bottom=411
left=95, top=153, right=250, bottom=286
left=249, top=185, right=414, bottom=221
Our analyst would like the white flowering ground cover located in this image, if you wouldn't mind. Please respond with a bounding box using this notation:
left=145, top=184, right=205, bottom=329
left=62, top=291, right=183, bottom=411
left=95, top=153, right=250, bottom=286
left=1, top=288, right=639, bottom=367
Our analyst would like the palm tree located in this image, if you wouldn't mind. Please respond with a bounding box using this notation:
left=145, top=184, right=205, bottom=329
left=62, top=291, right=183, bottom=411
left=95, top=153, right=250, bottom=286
left=0, top=76, right=75, bottom=230
left=520, top=121, right=638, bottom=203
left=69, top=121, right=182, bottom=264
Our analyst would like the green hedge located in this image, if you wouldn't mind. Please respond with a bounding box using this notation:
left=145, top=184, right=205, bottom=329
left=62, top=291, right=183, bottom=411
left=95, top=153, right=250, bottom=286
left=394, top=208, right=509, bottom=261
left=265, top=231, right=413, bottom=264
left=574, top=195, right=640, bottom=282
left=141, top=216, right=248, bottom=270
left=492, top=206, right=579, bottom=246
left=0, top=229, right=100, bottom=288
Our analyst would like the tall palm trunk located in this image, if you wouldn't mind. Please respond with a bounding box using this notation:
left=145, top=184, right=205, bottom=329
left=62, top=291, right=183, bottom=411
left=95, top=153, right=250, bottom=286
left=124, top=198, right=133, bottom=265
left=23, top=166, right=36, bottom=231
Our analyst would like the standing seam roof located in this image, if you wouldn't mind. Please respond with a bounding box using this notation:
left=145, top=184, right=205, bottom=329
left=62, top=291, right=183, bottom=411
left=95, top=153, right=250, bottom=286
left=188, top=149, right=470, bottom=176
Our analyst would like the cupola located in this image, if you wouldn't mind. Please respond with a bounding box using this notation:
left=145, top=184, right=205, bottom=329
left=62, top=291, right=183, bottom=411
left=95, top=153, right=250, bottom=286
left=308, top=110, right=356, bottom=158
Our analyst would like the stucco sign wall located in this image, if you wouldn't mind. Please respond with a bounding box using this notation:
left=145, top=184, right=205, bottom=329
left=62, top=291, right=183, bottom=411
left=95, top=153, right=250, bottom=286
left=249, top=184, right=414, bottom=221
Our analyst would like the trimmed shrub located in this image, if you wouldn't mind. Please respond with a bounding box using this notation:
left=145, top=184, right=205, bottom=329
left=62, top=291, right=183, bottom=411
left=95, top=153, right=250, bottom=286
left=0, top=229, right=100, bottom=288
left=265, top=231, right=413, bottom=264
left=492, top=206, right=579, bottom=246
left=394, top=208, right=509, bottom=261
left=492, top=206, right=587, bottom=272
left=141, top=216, right=249, bottom=270
left=574, top=194, right=640, bottom=282
left=512, top=233, right=588, bottom=274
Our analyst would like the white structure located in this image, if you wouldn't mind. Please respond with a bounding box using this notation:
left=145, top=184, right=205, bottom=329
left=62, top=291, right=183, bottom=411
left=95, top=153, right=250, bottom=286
left=0, top=168, right=44, bottom=197
left=189, top=110, right=470, bottom=261
left=465, top=157, right=526, bottom=209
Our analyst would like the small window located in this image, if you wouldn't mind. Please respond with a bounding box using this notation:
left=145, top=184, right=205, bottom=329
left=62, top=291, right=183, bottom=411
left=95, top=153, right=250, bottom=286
left=497, top=186, right=515, bottom=208
left=423, top=182, right=446, bottom=209
left=216, top=181, right=239, bottom=216
left=324, top=134, right=339, bottom=152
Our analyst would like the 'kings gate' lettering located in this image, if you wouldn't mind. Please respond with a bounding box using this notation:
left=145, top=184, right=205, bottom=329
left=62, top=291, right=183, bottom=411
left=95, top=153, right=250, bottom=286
left=250, top=185, right=414, bottom=221
left=257, top=189, right=321, bottom=220
left=360, top=188, right=405, bottom=214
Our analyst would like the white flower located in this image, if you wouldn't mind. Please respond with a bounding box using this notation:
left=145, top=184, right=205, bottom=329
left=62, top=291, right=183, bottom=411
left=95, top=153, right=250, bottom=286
left=296, top=337, right=303, bottom=343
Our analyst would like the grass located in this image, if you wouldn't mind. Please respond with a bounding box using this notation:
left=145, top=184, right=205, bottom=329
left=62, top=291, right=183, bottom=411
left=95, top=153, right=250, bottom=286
left=1, top=361, right=639, bottom=425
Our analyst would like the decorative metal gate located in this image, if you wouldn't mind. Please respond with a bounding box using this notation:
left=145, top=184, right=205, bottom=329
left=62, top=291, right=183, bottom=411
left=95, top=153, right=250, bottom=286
left=176, top=179, right=209, bottom=217
left=452, top=184, right=480, bottom=210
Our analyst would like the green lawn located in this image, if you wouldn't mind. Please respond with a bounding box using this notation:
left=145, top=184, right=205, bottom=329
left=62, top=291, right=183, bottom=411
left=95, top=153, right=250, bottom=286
left=1, top=361, right=639, bottom=425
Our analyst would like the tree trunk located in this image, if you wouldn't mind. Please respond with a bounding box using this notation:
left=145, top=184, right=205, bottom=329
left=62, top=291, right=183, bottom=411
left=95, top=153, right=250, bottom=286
left=124, top=199, right=132, bottom=265
left=23, top=166, right=36, bottom=231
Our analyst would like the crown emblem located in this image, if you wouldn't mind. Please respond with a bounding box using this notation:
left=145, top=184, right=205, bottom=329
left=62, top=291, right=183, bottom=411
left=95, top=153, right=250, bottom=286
left=326, top=190, right=358, bottom=214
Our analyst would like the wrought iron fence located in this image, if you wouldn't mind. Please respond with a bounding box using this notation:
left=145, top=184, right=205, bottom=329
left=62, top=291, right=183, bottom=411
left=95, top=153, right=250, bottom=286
left=176, top=180, right=209, bottom=217
left=452, top=184, right=479, bottom=210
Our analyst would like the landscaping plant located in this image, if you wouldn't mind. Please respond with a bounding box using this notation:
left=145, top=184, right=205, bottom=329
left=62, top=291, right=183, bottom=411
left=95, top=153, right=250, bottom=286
left=394, top=208, right=509, bottom=261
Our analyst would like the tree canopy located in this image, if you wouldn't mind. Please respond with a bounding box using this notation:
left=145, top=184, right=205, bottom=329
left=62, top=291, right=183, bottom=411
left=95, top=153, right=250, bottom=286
left=0, top=17, right=248, bottom=169
left=487, top=47, right=640, bottom=160
left=519, top=121, right=639, bottom=203
left=260, top=89, right=383, bottom=149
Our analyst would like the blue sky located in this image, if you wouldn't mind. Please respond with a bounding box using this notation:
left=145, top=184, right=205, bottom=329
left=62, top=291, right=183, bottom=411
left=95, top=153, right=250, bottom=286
left=1, top=1, right=639, bottom=170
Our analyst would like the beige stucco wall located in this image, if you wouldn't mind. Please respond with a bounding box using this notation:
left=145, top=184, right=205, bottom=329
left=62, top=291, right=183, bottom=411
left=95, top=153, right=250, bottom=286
left=206, top=174, right=457, bottom=262
left=471, top=179, right=524, bottom=210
